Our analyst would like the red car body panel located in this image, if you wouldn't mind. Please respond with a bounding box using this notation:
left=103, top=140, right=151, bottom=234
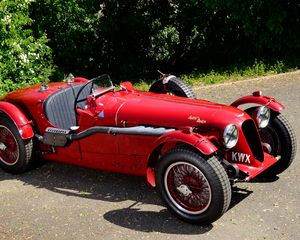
left=235, top=153, right=278, bottom=180
left=0, top=101, right=34, bottom=139
left=0, top=80, right=282, bottom=183
left=231, top=94, right=284, bottom=112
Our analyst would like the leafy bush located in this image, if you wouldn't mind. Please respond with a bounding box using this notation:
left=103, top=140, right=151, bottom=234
left=0, top=0, right=53, bottom=96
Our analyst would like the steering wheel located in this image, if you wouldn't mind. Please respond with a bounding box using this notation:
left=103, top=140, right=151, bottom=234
left=73, top=74, right=114, bottom=116
left=73, top=80, right=96, bottom=115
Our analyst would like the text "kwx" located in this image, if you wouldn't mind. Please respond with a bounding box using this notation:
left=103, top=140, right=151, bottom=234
left=232, top=152, right=251, bottom=163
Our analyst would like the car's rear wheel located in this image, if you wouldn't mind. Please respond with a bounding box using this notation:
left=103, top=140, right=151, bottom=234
left=0, top=115, right=33, bottom=174
left=156, top=148, right=231, bottom=224
left=149, top=76, right=196, bottom=98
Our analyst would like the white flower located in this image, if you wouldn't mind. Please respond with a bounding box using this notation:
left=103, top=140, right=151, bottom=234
left=20, top=53, right=29, bottom=64
left=12, top=42, right=22, bottom=50
left=1, top=15, right=12, bottom=25
left=29, top=52, right=40, bottom=59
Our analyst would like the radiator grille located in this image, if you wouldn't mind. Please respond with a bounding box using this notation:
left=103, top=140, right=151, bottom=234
left=242, top=120, right=264, bottom=162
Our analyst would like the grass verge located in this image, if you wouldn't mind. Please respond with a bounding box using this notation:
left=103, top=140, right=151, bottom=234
left=135, top=60, right=298, bottom=91
left=181, top=60, right=291, bottom=86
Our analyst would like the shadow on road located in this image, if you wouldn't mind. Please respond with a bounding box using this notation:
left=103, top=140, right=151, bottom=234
left=229, top=186, right=253, bottom=210
left=103, top=202, right=213, bottom=234
left=249, top=176, right=279, bottom=183
left=0, top=160, right=256, bottom=234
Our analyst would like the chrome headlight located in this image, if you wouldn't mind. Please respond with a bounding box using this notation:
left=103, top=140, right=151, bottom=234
left=223, top=124, right=239, bottom=149
left=256, top=106, right=270, bottom=128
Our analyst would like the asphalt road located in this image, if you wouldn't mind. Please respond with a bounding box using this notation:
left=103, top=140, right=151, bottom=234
left=1, top=72, right=300, bottom=240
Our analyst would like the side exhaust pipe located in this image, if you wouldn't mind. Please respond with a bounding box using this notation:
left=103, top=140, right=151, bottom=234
left=67, top=126, right=175, bottom=140
left=37, top=126, right=175, bottom=147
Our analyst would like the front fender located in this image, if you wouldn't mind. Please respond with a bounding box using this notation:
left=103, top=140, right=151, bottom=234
left=146, top=130, right=218, bottom=187
left=154, top=130, right=218, bottom=156
left=231, top=92, right=284, bottom=112
left=0, top=102, right=34, bottom=139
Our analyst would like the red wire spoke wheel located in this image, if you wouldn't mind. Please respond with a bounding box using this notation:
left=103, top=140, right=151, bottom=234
left=0, top=115, right=33, bottom=174
left=164, top=162, right=212, bottom=214
left=156, top=147, right=231, bottom=224
left=0, top=125, right=19, bottom=165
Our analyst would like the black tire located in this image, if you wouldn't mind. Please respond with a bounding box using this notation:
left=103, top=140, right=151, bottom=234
left=149, top=76, right=196, bottom=98
left=156, top=148, right=231, bottom=224
left=260, top=112, right=296, bottom=176
left=0, top=115, right=33, bottom=174
left=246, top=108, right=297, bottom=176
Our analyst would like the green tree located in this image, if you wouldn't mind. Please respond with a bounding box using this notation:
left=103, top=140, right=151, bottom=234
left=30, top=0, right=300, bottom=82
left=31, top=0, right=100, bottom=79
left=0, top=0, right=53, bottom=96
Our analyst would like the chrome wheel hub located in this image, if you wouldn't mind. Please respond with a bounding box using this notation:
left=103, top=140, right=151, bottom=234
left=0, top=142, right=7, bottom=151
left=176, top=184, right=192, bottom=197
left=262, top=142, right=272, bottom=153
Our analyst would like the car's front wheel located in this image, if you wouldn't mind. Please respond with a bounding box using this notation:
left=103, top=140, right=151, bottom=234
left=245, top=107, right=297, bottom=176
left=156, top=148, right=231, bottom=224
left=259, top=112, right=297, bottom=176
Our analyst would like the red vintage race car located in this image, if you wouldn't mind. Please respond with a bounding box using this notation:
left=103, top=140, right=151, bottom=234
left=0, top=74, right=297, bottom=224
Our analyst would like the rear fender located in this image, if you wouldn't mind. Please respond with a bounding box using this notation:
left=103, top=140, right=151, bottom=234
left=0, top=102, right=34, bottom=139
left=146, top=130, right=218, bottom=187
left=231, top=92, right=284, bottom=112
